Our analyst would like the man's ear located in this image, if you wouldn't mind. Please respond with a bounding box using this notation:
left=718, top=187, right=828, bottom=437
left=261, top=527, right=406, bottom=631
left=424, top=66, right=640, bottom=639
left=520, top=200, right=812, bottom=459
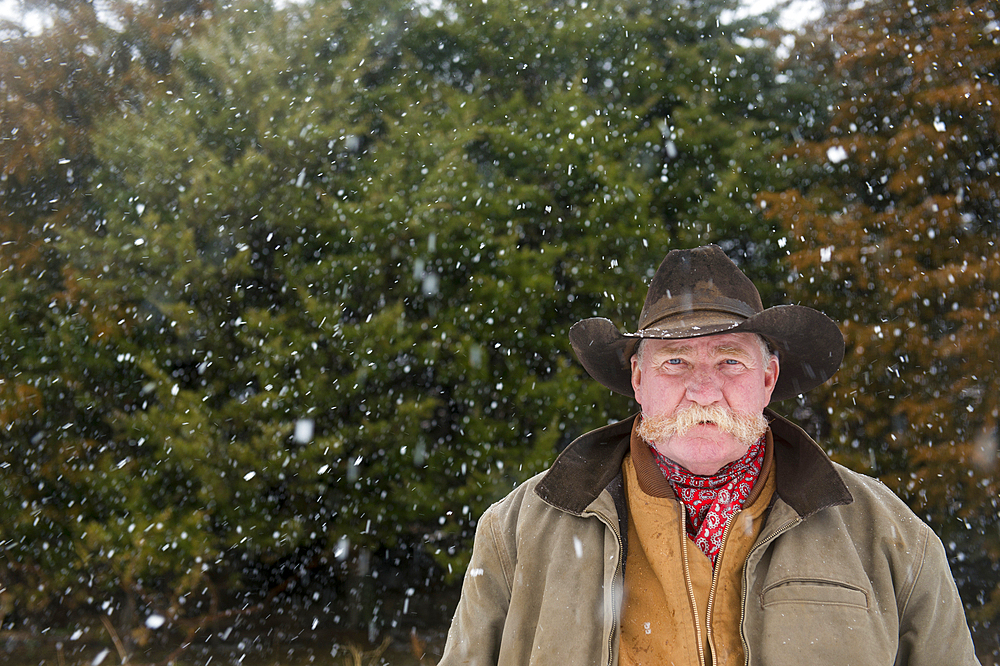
left=763, top=355, right=780, bottom=406
left=630, top=354, right=642, bottom=404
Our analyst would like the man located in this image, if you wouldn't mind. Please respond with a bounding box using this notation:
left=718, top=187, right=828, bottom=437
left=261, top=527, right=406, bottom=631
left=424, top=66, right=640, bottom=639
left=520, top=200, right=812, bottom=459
left=439, top=245, right=980, bottom=665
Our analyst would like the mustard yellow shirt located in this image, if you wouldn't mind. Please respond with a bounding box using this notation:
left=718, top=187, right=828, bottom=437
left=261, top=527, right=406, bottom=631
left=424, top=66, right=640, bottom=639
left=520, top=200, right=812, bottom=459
left=620, top=426, right=777, bottom=666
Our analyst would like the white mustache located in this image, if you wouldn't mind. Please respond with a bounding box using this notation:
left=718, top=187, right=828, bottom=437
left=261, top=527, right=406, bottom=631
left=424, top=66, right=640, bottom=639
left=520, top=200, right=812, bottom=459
left=637, top=404, right=769, bottom=447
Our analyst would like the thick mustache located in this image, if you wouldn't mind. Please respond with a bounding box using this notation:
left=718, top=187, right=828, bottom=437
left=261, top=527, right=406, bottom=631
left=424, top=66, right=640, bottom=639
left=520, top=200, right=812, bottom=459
left=637, top=405, right=769, bottom=447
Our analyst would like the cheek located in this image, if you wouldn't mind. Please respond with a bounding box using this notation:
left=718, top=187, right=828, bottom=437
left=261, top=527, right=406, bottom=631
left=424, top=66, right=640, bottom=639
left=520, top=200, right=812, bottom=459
left=634, top=382, right=656, bottom=411
left=724, top=378, right=768, bottom=411
left=637, top=378, right=683, bottom=412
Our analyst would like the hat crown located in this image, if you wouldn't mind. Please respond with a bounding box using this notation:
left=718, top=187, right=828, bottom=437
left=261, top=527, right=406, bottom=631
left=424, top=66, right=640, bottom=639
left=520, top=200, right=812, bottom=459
left=638, top=245, right=763, bottom=332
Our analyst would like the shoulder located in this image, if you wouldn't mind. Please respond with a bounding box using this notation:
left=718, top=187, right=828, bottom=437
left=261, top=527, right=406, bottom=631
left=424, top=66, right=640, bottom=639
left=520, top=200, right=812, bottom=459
left=773, top=459, right=936, bottom=568
left=768, top=462, right=944, bottom=603
left=477, top=469, right=617, bottom=552
left=812, top=462, right=938, bottom=578
left=481, top=472, right=550, bottom=522
left=831, top=461, right=929, bottom=532
left=474, top=472, right=558, bottom=546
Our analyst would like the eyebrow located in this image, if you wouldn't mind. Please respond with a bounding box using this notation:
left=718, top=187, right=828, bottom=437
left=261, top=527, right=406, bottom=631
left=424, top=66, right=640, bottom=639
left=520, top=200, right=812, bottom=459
left=653, top=342, right=756, bottom=361
left=654, top=344, right=693, bottom=357
left=713, top=344, right=754, bottom=359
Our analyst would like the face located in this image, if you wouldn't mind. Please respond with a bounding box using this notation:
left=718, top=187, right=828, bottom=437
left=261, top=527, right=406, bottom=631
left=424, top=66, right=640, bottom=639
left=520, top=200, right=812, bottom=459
left=630, top=332, right=779, bottom=475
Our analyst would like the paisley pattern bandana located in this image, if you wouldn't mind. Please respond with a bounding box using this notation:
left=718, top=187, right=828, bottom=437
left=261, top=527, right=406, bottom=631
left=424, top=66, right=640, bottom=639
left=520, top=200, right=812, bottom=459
left=650, top=436, right=766, bottom=567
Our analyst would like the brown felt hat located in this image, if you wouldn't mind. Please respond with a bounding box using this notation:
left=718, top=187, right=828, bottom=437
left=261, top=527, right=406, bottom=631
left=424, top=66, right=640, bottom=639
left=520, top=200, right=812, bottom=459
left=569, top=244, right=844, bottom=402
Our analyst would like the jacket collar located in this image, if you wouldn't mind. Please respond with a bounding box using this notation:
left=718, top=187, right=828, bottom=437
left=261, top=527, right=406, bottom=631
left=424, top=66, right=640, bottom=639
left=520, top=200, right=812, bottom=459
left=534, top=415, right=636, bottom=516
left=534, top=408, right=853, bottom=518
left=766, top=408, right=853, bottom=517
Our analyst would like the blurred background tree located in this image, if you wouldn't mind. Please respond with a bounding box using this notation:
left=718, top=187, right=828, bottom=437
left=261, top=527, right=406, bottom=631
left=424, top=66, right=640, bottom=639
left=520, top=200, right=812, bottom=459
left=760, top=0, right=1000, bottom=631
left=0, top=0, right=214, bottom=649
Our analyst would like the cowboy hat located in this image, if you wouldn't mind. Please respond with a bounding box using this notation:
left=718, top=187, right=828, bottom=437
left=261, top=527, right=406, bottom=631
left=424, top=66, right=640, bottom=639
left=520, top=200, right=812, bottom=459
left=569, top=244, right=844, bottom=402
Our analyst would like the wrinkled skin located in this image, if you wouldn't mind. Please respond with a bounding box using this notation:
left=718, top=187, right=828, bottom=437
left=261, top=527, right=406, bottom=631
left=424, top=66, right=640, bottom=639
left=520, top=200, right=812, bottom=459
left=630, top=332, right=779, bottom=475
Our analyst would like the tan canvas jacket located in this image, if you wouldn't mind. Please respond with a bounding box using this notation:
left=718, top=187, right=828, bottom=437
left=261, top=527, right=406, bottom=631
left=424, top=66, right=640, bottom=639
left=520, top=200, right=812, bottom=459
left=439, top=409, right=981, bottom=666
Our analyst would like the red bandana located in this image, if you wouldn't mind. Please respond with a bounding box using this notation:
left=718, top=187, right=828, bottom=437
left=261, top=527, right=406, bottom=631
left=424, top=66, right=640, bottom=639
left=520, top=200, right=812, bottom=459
left=650, top=437, right=766, bottom=567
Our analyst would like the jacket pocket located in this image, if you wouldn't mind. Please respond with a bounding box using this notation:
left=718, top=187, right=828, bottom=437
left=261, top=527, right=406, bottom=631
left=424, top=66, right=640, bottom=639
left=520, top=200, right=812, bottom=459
left=760, top=578, right=869, bottom=610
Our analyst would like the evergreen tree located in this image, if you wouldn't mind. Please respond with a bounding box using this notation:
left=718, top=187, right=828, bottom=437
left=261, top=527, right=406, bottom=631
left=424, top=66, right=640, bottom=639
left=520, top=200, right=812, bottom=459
left=0, top=0, right=212, bottom=645
left=1, top=0, right=796, bottom=653
left=761, top=0, right=1000, bottom=625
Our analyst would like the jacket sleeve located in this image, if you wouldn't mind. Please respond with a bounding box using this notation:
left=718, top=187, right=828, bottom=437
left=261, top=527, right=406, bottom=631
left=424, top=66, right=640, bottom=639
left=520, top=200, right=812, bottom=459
left=895, top=525, right=981, bottom=666
left=438, top=503, right=513, bottom=666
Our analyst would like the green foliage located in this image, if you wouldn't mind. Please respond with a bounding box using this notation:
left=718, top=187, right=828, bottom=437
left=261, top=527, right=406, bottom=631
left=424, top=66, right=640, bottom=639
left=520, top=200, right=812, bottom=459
left=762, top=0, right=1000, bottom=623
left=1, top=0, right=790, bottom=646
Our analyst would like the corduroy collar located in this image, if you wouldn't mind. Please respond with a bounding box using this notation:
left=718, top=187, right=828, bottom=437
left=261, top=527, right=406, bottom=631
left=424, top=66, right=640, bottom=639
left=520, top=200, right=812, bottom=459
left=534, top=408, right=853, bottom=518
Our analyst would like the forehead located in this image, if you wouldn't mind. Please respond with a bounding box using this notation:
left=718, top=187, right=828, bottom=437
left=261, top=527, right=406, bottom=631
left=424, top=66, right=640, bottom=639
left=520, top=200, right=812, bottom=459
left=644, top=332, right=761, bottom=358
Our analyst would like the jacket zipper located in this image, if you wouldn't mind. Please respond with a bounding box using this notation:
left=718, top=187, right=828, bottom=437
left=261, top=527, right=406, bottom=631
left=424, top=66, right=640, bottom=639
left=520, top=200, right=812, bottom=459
left=585, top=508, right=625, bottom=666
left=705, top=511, right=739, bottom=665
left=609, top=525, right=624, bottom=666
left=739, top=518, right=800, bottom=666
left=679, top=504, right=708, bottom=666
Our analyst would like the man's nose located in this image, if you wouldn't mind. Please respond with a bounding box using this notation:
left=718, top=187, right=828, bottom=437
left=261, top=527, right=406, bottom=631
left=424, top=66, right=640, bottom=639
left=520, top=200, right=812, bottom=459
left=684, top=368, right=723, bottom=404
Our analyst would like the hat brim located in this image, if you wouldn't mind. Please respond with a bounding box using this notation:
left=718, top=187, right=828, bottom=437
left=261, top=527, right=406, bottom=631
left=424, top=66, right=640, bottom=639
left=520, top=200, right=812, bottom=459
left=569, top=305, right=844, bottom=402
